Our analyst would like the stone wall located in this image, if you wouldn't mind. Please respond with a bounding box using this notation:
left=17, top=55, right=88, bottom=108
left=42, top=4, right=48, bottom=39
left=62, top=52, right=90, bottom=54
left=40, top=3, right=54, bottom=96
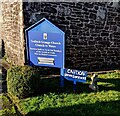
left=1, top=2, right=120, bottom=71
left=0, top=3, right=3, bottom=57
left=1, top=1, right=25, bottom=65
left=23, top=2, right=120, bottom=71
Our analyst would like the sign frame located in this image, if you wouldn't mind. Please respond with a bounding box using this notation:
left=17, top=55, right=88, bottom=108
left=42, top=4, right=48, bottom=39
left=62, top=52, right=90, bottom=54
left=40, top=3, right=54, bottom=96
left=25, top=18, right=65, bottom=69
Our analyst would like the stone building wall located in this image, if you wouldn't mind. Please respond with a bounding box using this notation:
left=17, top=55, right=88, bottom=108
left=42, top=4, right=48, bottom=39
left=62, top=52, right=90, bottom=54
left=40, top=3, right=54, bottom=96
left=23, top=2, right=120, bottom=71
left=1, top=1, right=25, bottom=65
left=0, top=3, right=3, bottom=57
left=1, top=1, right=120, bottom=71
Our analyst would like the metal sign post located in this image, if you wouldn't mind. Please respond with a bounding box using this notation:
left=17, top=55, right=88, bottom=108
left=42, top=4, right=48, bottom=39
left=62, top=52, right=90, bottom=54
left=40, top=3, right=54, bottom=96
left=60, top=68, right=64, bottom=88
left=73, top=81, right=77, bottom=91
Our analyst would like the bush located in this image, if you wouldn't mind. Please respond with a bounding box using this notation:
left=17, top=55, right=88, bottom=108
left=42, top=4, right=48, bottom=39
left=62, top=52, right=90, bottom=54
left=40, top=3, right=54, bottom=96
left=7, top=65, right=41, bottom=99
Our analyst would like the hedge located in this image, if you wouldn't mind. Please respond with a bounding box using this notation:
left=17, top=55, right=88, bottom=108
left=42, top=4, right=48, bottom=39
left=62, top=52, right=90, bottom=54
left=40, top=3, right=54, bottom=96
left=7, top=65, right=41, bottom=99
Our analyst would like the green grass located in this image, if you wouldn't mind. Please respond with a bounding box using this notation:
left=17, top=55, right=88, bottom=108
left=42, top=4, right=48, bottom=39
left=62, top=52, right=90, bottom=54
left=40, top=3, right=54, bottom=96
left=15, top=72, right=120, bottom=115
left=0, top=94, right=17, bottom=116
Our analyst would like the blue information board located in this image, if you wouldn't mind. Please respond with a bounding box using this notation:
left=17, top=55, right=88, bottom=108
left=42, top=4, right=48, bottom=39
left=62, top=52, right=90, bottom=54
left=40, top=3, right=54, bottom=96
left=64, top=68, right=87, bottom=83
left=25, top=18, right=88, bottom=91
left=25, top=18, right=65, bottom=68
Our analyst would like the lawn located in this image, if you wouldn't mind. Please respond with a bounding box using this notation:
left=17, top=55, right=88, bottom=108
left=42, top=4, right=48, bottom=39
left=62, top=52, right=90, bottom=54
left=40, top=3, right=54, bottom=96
left=0, top=94, right=17, bottom=116
left=13, top=72, right=120, bottom=116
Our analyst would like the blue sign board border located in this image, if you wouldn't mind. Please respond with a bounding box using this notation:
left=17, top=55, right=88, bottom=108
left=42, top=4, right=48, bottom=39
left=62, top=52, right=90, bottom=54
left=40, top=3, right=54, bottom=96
left=25, top=18, right=65, bottom=68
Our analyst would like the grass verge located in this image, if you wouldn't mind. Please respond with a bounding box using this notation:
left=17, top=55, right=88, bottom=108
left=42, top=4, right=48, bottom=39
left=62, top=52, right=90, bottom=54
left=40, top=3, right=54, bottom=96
left=0, top=94, right=17, bottom=116
left=10, top=72, right=120, bottom=116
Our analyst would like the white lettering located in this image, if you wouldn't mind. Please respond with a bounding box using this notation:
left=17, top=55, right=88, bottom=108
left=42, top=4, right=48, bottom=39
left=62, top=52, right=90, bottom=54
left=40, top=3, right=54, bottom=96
left=66, top=69, right=86, bottom=76
left=51, top=41, right=61, bottom=45
left=48, top=45, right=56, bottom=48
left=64, top=73, right=86, bottom=80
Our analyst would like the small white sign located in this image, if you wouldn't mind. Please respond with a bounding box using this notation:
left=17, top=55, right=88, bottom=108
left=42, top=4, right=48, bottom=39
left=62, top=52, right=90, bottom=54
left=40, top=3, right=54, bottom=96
left=38, top=57, right=54, bottom=65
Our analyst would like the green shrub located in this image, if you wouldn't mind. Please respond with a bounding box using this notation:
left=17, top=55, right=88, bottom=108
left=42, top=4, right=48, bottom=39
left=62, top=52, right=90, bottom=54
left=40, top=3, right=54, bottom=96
left=7, top=65, right=41, bottom=99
